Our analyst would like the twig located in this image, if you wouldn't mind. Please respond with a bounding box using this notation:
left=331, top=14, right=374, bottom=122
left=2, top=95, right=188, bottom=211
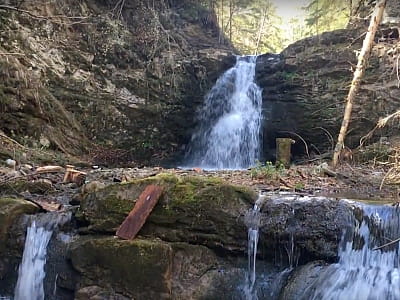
left=279, top=131, right=310, bottom=158
left=396, top=54, right=400, bottom=88
left=380, top=166, right=394, bottom=190
left=373, top=236, right=400, bottom=250
left=360, top=110, right=400, bottom=147
left=348, top=32, right=367, bottom=47
left=313, top=127, right=334, bottom=151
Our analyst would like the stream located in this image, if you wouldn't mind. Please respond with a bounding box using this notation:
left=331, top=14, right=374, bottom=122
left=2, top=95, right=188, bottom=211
left=2, top=192, right=400, bottom=299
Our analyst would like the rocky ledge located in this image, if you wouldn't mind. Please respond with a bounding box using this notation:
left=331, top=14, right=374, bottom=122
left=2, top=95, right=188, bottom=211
left=0, top=172, right=373, bottom=299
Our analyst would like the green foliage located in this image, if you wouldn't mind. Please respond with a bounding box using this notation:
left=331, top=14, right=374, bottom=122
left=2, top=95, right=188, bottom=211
left=303, top=0, right=350, bottom=36
left=294, top=182, right=305, bottom=190
left=250, top=161, right=285, bottom=179
left=209, top=0, right=351, bottom=53
left=214, top=0, right=284, bottom=53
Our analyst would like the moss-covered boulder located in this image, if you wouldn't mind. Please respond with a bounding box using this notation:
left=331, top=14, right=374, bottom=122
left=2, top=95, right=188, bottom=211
left=0, top=197, right=39, bottom=254
left=69, top=237, right=173, bottom=299
left=69, top=236, right=246, bottom=299
left=76, top=173, right=257, bottom=252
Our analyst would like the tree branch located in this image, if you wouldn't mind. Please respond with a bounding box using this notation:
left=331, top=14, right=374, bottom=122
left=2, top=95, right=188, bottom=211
left=0, top=5, right=90, bottom=22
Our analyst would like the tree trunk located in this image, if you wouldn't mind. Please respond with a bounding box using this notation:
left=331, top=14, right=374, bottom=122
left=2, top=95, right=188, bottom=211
left=229, top=0, right=232, bottom=41
left=255, top=8, right=267, bottom=55
left=332, top=0, right=387, bottom=168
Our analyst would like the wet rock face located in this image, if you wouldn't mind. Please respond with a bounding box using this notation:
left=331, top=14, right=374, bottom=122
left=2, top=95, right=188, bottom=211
left=259, top=196, right=349, bottom=263
left=256, top=26, right=400, bottom=159
left=69, top=238, right=173, bottom=299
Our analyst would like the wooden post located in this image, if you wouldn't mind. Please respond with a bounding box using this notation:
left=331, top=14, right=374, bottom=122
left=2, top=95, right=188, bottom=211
left=332, top=0, right=387, bottom=168
left=276, top=138, right=295, bottom=167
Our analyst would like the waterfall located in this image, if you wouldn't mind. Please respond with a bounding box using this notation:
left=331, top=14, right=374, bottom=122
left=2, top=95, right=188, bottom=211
left=14, top=212, right=71, bottom=300
left=306, top=203, right=400, bottom=300
left=14, top=221, right=53, bottom=300
left=243, top=196, right=265, bottom=300
left=185, top=55, right=262, bottom=170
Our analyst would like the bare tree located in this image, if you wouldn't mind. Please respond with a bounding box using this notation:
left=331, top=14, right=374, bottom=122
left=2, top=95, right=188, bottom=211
left=332, top=0, right=387, bottom=167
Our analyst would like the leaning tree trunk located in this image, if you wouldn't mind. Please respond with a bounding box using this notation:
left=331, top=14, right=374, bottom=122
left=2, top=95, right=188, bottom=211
left=332, top=0, right=387, bottom=168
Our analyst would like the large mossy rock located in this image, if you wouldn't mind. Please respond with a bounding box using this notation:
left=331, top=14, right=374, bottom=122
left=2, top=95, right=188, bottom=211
left=69, top=237, right=245, bottom=299
left=76, top=173, right=257, bottom=252
left=69, top=237, right=173, bottom=299
left=0, top=197, right=39, bottom=254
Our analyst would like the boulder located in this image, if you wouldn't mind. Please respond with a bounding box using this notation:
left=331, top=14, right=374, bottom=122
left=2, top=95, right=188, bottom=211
left=69, top=237, right=173, bottom=299
left=0, top=197, right=39, bottom=255
left=76, top=173, right=350, bottom=261
left=76, top=173, right=257, bottom=252
left=259, top=196, right=350, bottom=262
left=69, top=236, right=248, bottom=299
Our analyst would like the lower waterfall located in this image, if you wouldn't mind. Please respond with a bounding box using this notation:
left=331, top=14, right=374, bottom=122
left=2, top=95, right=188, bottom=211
left=243, top=196, right=265, bottom=300
left=14, top=212, right=71, bottom=300
left=303, top=203, right=400, bottom=300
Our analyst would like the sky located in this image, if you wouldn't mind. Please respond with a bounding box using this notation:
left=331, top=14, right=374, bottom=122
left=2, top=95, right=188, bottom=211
left=270, top=0, right=309, bottom=22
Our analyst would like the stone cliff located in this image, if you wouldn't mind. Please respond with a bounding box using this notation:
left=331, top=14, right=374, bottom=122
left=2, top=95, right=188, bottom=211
left=0, top=0, right=235, bottom=165
left=255, top=0, right=400, bottom=159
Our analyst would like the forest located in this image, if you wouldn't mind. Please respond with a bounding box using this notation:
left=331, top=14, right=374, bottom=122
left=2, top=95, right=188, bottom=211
left=202, top=0, right=351, bottom=52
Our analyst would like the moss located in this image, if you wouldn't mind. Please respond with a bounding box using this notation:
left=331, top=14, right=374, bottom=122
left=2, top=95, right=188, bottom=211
left=69, top=237, right=172, bottom=298
left=0, top=179, right=54, bottom=196
left=77, top=173, right=257, bottom=233
left=0, top=197, right=39, bottom=254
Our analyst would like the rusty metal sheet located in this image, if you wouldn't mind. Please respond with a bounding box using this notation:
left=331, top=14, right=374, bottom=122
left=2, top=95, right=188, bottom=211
left=116, top=184, right=163, bottom=240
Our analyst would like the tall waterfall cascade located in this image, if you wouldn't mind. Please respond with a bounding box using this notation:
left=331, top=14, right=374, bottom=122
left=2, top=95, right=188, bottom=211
left=306, top=203, right=400, bottom=300
left=185, top=55, right=262, bottom=170
left=14, top=212, right=71, bottom=300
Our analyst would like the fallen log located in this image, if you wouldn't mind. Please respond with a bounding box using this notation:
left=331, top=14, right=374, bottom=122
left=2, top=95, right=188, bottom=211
left=36, top=165, right=64, bottom=173
left=116, top=184, right=164, bottom=240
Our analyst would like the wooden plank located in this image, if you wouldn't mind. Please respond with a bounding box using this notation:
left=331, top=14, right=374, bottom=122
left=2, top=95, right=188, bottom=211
left=116, top=185, right=164, bottom=240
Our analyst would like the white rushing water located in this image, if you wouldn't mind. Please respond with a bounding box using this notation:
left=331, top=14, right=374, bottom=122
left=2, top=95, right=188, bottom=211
left=14, top=221, right=53, bottom=300
left=306, top=204, right=400, bottom=300
left=243, top=196, right=265, bottom=300
left=14, top=213, right=71, bottom=300
left=185, top=55, right=262, bottom=170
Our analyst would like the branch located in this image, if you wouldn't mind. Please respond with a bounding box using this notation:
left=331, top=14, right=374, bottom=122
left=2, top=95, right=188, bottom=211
left=373, top=236, right=400, bottom=250
left=0, top=52, right=24, bottom=56
left=0, top=5, right=90, bottom=23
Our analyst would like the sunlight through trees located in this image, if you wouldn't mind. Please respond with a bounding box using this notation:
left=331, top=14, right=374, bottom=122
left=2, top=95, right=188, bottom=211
left=205, top=0, right=352, bottom=54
